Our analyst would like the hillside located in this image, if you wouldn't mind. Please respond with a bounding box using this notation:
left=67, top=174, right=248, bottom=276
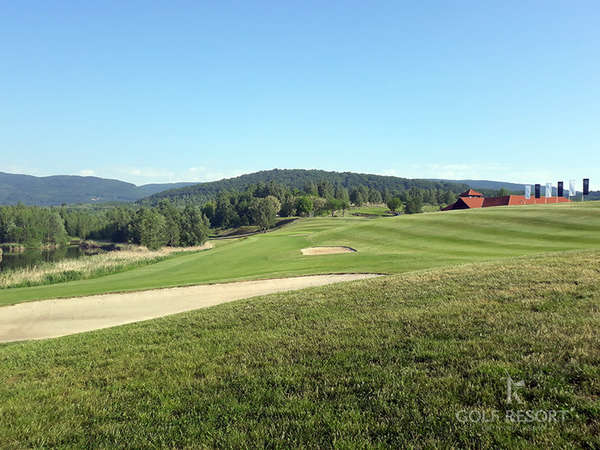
left=0, top=172, right=195, bottom=206
left=1, top=250, right=598, bottom=447
left=2, top=202, right=599, bottom=447
left=142, top=169, right=470, bottom=204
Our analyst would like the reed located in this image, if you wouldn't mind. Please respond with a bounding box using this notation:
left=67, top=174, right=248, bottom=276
left=0, top=243, right=211, bottom=289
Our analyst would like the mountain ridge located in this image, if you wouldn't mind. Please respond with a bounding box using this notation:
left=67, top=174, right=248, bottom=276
left=1, top=170, right=595, bottom=206
left=0, top=172, right=195, bottom=206
left=140, top=168, right=470, bottom=204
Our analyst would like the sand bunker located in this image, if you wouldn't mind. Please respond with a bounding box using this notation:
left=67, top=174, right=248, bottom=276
left=0, top=274, right=379, bottom=343
left=301, top=246, right=357, bottom=256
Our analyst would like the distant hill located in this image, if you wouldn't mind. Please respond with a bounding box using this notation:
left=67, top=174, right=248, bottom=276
left=430, top=179, right=526, bottom=193
left=0, top=172, right=195, bottom=206
left=135, top=183, right=197, bottom=198
left=143, top=169, right=470, bottom=204
left=4, top=170, right=590, bottom=206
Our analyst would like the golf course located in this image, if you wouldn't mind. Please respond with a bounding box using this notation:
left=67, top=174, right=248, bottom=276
left=1, top=203, right=599, bottom=447
left=4, top=2, right=599, bottom=445
left=2, top=202, right=599, bottom=305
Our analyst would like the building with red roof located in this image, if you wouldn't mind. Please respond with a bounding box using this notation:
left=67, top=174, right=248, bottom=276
left=442, top=189, right=570, bottom=211
left=460, top=189, right=484, bottom=198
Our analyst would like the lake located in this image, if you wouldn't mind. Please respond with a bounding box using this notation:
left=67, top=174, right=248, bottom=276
left=0, top=246, right=85, bottom=272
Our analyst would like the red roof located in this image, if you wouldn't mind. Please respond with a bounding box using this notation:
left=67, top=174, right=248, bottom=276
left=505, top=195, right=570, bottom=206
left=460, top=189, right=484, bottom=198
left=443, top=195, right=570, bottom=211
left=482, top=196, right=511, bottom=207
left=443, top=197, right=484, bottom=210
left=459, top=197, right=484, bottom=208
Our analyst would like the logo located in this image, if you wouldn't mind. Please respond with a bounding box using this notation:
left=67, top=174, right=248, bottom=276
left=505, top=373, right=525, bottom=405
left=455, top=373, right=573, bottom=424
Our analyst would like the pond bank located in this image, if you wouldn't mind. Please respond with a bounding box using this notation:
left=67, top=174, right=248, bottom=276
left=1, top=242, right=67, bottom=253
left=0, top=240, right=135, bottom=272
left=0, top=242, right=213, bottom=289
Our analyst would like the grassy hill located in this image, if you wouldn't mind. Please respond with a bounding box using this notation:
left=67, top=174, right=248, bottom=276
left=3, top=202, right=600, bottom=305
left=141, top=168, right=469, bottom=204
left=0, top=249, right=598, bottom=447
left=1, top=203, right=599, bottom=447
left=0, top=172, right=195, bottom=205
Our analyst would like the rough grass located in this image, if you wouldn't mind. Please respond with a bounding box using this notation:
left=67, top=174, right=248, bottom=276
left=2, top=202, right=599, bottom=305
left=350, top=204, right=394, bottom=216
left=0, top=244, right=211, bottom=289
left=0, top=250, right=598, bottom=448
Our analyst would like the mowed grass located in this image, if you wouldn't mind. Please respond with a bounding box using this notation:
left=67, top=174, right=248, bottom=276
left=0, top=250, right=598, bottom=448
left=2, top=202, right=600, bottom=304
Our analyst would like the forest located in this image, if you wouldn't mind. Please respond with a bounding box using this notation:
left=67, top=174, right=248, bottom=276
left=0, top=179, right=458, bottom=250
left=200, top=180, right=457, bottom=228
left=142, top=168, right=468, bottom=205
left=0, top=203, right=209, bottom=250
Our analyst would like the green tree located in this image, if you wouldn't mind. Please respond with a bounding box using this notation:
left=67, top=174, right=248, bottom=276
left=201, top=202, right=216, bottom=225
left=158, top=200, right=181, bottom=247
left=312, top=197, right=327, bottom=216
left=325, top=197, right=349, bottom=217
left=279, top=194, right=297, bottom=217
left=340, top=199, right=350, bottom=216
left=359, top=185, right=370, bottom=204
left=368, top=188, right=382, bottom=204
left=214, top=194, right=240, bottom=229
left=383, top=188, right=392, bottom=205
left=250, top=196, right=281, bottom=231
left=350, top=188, right=364, bottom=206
left=404, top=188, right=424, bottom=214
left=317, top=180, right=334, bottom=199
left=104, top=207, right=132, bottom=242
left=129, top=208, right=167, bottom=250
left=326, top=198, right=341, bottom=216
left=386, top=197, right=403, bottom=214
left=44, top=211, right=68, bottom=245
left=295, top=196, right=313, bottom=217
left=180, top=206, right=209, bottom=246
left=335, top=185, right=350, bottom=203
left=304, top=181, right=318, bottom=196
left=424, top=190, right=435, bottom=204
left=443, top=191, right=457, bottom=205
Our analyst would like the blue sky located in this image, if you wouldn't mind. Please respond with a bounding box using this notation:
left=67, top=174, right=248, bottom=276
left=1, top=1, right=598, bottom=187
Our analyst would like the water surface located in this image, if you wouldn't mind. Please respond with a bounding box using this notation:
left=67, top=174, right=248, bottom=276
left=0, top=246, right=84, bottom=272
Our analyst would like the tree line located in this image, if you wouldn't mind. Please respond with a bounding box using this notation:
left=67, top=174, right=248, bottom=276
left=199, top=180, right=459, bottom=228
left=0, top=179, right=460, bottom=249
left=0, top=205, right=67, bottom=246
left=0, top=203, right=209, bottom=250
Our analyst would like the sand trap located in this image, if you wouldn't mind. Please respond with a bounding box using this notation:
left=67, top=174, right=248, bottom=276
left=301, top=246, right=357, bottom=255
left=0, top=274, right=380, bottom=343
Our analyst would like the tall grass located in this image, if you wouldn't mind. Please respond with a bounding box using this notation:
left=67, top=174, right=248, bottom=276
left=0, top=243, right=211, bottom=289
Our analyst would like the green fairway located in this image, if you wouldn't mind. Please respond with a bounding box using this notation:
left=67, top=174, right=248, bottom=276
left=2, top=202, right=600, bottom=304
left=1, top=250, right=598, bottom=447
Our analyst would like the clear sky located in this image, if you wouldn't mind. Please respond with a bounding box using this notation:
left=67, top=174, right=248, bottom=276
left=1, top=1, right=598, bottom=187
